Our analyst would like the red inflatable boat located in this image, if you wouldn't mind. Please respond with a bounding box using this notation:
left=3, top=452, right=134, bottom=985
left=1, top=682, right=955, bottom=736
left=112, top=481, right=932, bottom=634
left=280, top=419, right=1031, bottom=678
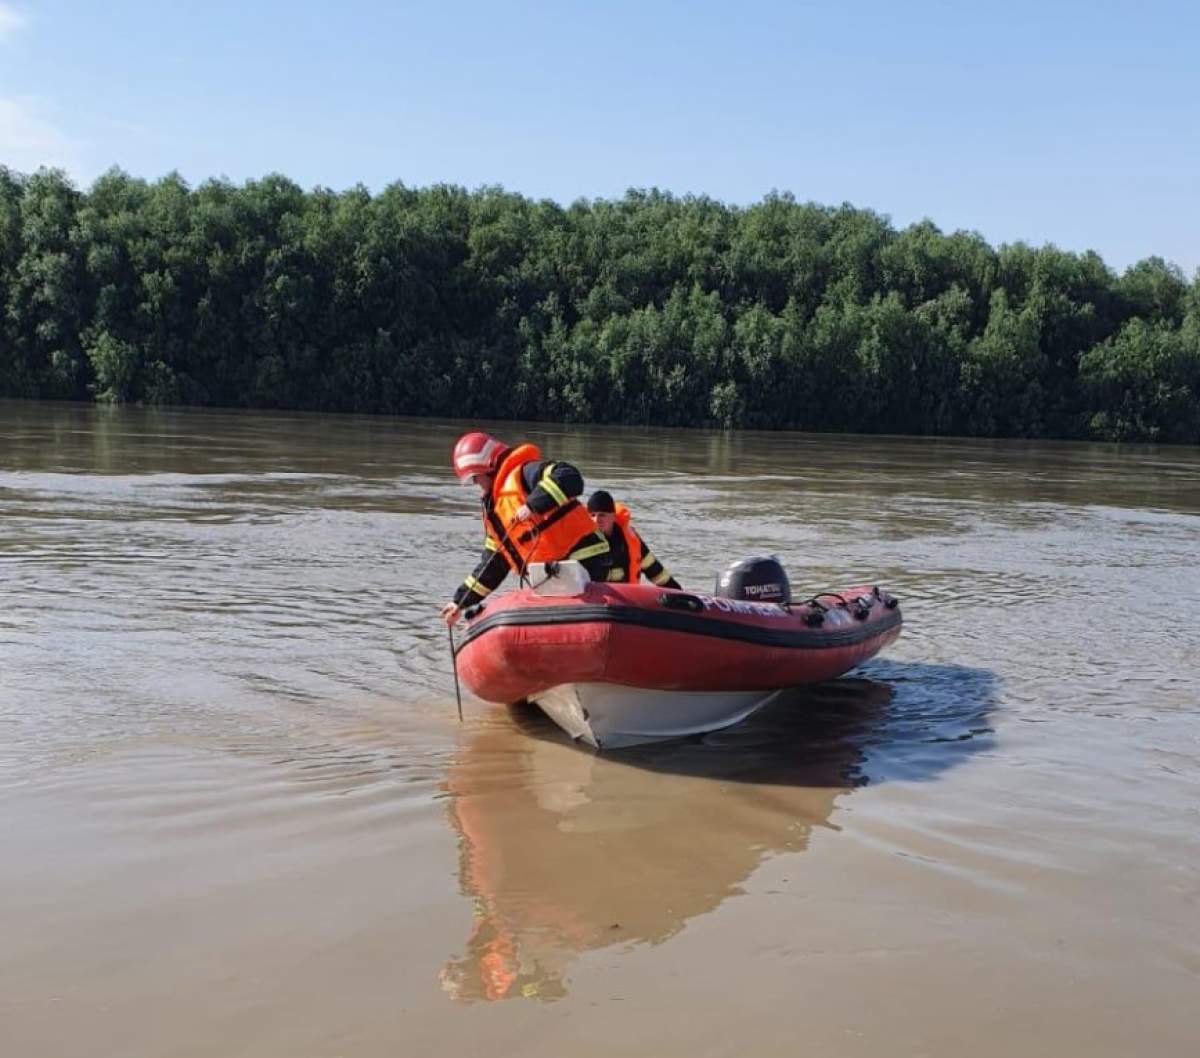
left=455, top=563, right=902, bottom=748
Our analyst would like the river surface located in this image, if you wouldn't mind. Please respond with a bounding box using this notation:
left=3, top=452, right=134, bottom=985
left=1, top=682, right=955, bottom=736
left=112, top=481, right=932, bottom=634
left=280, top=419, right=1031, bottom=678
left=1, top=400, right=1198, bottom=1057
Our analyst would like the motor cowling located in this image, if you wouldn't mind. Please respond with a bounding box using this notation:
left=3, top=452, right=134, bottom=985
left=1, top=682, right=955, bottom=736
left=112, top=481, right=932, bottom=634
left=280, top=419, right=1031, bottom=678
left=715, top=556, right=791, bottom=606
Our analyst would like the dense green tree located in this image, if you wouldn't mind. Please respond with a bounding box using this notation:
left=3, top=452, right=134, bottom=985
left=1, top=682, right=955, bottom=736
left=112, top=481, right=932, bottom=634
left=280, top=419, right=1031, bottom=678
left=0, top=166, right=1196, bottom=442
left=2, top=168, right=88, bottom=398
left=1080, top=315, right=1200, bottom=443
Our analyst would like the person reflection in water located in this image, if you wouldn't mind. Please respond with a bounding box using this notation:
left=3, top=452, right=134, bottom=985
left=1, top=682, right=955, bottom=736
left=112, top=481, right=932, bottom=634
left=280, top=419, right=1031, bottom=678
left=438, top=680, right=897, bottom=1002
left=440, top=916, right=568, bottom=1003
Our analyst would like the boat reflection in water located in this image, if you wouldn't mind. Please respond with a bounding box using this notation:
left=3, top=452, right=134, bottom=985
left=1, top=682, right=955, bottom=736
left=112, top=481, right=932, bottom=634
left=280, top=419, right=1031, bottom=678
left=440, top=677, right=900, bottom=1002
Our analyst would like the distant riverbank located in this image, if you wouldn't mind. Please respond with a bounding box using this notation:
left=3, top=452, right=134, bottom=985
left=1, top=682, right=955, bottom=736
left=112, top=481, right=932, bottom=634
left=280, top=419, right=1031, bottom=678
left=3, top=167, right=1198, bottom=443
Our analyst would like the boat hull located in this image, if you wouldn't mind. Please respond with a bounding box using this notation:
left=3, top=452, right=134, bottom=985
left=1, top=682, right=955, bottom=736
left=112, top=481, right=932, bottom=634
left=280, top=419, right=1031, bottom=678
left=532, top=683, right=785, bottom=749
left=456, top=580, right=902, bottom=747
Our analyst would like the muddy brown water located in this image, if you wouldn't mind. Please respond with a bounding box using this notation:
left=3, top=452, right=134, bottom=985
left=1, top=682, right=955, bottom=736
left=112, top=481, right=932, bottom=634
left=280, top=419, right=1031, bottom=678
left=2, top=400, right=1198, bottom=1057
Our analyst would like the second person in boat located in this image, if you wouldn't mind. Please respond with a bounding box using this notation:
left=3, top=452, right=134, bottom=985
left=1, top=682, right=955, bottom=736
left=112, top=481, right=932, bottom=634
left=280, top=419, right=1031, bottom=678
left=586, top=490, right=681, bottom=589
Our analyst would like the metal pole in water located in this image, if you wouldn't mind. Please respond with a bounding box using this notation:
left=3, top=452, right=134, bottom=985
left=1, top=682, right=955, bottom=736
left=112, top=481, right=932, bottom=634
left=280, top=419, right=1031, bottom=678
left=448, top=624, right=463, bottom=722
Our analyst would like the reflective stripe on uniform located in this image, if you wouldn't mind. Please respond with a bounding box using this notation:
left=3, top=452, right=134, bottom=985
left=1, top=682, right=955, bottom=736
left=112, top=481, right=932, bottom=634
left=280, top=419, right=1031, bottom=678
left=538, top=465, right=569, bottom=507
left=651, top=568, right=673, bottom=586
left=463, top=575, right=492, bottom=597
left=484, top=536, right=500, bottom=552
left=568, top=540, right=610, bottom=562
left=606, top=567, right=627, bottom=582
left=640, top=551, right=657, bottom=570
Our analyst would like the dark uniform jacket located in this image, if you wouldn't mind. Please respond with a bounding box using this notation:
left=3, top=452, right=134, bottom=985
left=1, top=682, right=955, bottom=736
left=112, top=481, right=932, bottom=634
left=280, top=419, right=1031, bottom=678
left=604, top=522, right=681, bottom=589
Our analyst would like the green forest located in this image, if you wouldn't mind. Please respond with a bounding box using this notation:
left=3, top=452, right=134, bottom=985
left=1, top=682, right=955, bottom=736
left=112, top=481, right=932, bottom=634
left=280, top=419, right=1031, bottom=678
left=2, top=166, right=1197, bottom=442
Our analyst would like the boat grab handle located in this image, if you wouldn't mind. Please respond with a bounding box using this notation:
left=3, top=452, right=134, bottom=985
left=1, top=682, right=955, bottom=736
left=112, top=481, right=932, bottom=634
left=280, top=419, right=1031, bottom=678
left=658, top=592, right=706, bottom=613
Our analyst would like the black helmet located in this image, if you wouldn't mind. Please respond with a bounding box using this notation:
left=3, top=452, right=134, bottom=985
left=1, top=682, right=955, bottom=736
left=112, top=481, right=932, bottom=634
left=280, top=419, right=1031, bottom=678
left=587, top=490, right=616, bottom=514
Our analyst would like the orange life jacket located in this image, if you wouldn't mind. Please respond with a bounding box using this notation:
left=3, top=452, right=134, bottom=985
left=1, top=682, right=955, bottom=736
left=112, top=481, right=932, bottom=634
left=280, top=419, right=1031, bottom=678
left=484, top=444, right=603, bottom=571
left=611, top=503, right=644, bottom=583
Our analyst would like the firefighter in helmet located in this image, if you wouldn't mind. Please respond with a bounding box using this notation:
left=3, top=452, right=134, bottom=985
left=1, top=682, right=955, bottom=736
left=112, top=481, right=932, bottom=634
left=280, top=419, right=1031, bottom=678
left=440, top=432, right=611, bottom=626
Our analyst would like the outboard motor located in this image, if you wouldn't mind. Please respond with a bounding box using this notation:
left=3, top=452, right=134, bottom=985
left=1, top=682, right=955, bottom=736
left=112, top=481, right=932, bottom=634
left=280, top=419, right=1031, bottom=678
left=715, top=556, right=791, bottom=607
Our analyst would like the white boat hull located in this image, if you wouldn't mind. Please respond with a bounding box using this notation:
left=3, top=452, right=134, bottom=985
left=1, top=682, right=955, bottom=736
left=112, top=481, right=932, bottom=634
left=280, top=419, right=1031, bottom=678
left=530, top=682, right=785, bottom=750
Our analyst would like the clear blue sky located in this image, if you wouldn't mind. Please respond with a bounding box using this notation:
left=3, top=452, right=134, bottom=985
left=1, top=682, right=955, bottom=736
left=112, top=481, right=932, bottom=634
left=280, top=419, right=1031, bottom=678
left=1, top=0, right=1196, bottom=273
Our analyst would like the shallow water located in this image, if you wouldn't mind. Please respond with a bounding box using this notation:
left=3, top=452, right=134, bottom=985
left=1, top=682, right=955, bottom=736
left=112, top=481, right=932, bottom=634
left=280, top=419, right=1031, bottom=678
left=2, top=401, right=1198, bottom=1057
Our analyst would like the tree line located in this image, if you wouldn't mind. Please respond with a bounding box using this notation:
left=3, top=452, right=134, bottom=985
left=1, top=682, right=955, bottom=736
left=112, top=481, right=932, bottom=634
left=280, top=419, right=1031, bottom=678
left=1, top=166, right=1197, bottom=442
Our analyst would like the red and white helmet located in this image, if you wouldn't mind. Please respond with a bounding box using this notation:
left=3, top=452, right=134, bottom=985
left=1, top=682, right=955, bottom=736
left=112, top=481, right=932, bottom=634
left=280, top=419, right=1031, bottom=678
left=451, top=431, right=507, bottom=482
